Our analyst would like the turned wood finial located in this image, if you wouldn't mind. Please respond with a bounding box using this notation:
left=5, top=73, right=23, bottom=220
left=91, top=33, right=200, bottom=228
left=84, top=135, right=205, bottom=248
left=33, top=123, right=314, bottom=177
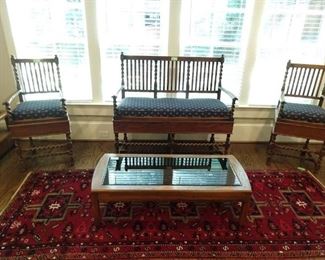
left=281, top=60, right=291, bottom=93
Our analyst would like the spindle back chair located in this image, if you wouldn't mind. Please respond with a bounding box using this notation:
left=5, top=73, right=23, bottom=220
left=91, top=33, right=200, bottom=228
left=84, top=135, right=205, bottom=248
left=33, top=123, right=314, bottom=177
left=267, top=60, right=325, bottom=172
left=3, top=55, right=73, bottom=166
left=113, top=53, right=237, bottom=154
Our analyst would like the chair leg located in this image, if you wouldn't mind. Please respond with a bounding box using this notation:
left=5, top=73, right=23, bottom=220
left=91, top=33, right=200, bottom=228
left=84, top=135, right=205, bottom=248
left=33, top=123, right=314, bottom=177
left=29, top=137, right=36, bottom=155
left=123, top=133, right=128, bottom=152
left=315, top=141, right=325, bottom=173
left=299, top=139, right=310, bottom=164
left=168, top=133, right=175, bottom=153
left=66, top=133, right=74, bottom=166
left=114, top=132, right=120, bottom=153
left=15, top=139, right=26, bottom=168
left=267, top=132, right=277, bottom=164
left=224, top=134, right=231, bottom=154
left=209, top=134, right=215, bottom=153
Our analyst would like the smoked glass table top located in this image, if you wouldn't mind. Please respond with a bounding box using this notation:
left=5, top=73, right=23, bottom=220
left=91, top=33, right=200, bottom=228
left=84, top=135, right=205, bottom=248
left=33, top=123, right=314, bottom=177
left=101, top=155, right=241, bottom=186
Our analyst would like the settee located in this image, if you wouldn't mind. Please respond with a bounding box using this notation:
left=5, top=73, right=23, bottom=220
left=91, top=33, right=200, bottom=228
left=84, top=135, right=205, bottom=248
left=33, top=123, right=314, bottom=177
left=112, top=53, right=237, bottom=154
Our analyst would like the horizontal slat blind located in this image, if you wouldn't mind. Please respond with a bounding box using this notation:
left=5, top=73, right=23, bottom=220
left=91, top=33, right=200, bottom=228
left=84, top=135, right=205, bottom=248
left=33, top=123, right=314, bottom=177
left=248, top=0, right=325, bottom=105
left=97, top=0, right=169, bottom=100
left=179, top=0, right=250, bottom=98
left=6, top=0, right=92, bottom=101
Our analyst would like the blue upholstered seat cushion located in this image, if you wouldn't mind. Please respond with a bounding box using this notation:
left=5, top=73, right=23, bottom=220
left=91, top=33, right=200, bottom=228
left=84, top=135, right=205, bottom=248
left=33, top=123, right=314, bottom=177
left=279, top=102, right=325, bottom=123
left=12, top=100, right=66, bottom=120
left=116, top=97, right=231, bottom=118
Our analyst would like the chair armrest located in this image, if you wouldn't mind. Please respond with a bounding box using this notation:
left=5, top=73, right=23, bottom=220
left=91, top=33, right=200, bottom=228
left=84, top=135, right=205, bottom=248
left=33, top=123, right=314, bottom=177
left=112, top=86, right=124, bottom=99
left=2, top=90, right=21, bottom=122
left=219, top=86, right=237, bottom=100
left=3, top=90, right=20, bottom=113
left=279, top=91, right=285, bottom=104
left=3, top=90, right=20, bottom=107
left=274, top=100, right=285, bottom=122
left=276, top=90, right=286, bottom=113
left=274, top=93, right=287, bottom=121
left=219, top=86, right=238, bottom=119
left=320, top=83, right=325, bottom=107
left=112, top=86, right=125, bottom=116
left=58, top=89, right=64, bottom=99
left=59, top=98, right=68, bottom=114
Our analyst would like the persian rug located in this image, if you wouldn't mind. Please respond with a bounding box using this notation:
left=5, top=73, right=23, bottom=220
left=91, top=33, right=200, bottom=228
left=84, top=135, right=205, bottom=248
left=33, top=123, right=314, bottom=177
left=0, top=169, right=325, bottom=259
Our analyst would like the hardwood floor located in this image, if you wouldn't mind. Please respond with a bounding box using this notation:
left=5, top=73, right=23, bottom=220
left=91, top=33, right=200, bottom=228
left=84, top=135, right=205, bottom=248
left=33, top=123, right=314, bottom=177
left=0, top=141, right=324, bottom=213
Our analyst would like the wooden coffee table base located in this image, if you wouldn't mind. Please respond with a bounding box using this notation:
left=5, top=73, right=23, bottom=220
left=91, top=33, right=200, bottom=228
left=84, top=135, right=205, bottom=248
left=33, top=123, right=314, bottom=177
left=91, top=192, right=251, bottom=226
left=91, top=154, right=252, bottom=226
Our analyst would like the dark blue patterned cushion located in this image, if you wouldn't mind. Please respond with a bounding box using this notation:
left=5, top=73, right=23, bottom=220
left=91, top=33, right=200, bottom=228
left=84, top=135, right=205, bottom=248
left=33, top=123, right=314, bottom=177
left=279, top=102, right=325, bottom=123
left=116, top=97, right=231, bottom=118
left=12, top=100, right=66, bottom=120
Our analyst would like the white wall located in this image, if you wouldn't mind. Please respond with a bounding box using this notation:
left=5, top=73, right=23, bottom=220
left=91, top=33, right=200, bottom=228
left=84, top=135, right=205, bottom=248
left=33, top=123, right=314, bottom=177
left=0, top=13, right=15, bottom=104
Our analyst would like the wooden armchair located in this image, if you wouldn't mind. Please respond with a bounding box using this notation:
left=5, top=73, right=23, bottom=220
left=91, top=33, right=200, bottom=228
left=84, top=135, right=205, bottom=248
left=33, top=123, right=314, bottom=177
left=267, top=61, right=325, bottom=172
left=3, top=55, right=73, bottom=166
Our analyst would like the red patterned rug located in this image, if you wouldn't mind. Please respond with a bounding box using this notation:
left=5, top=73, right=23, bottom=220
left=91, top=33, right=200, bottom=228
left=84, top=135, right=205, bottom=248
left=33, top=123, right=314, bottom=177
left=0, top=169, right=325, bottom=259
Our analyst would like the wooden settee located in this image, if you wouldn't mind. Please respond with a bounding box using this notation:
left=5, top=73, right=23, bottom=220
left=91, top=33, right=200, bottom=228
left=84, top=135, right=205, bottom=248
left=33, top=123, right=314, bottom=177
left=112, top=53, right=237, bottom=154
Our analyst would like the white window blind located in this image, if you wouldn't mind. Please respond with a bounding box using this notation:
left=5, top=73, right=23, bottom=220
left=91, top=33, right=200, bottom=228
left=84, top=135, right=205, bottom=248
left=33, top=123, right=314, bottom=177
left=97, top=0, right=169, bottom=100
left=179, top=0, right=251, bottom=98
left=6, top=0, right=92, bottom=101
left=248, top=0, right=325, bottom=105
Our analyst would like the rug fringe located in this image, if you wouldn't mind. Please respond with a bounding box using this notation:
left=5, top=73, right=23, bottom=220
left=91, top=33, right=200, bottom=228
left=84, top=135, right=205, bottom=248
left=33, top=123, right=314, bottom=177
left=0, top=171, right=33, bottom=216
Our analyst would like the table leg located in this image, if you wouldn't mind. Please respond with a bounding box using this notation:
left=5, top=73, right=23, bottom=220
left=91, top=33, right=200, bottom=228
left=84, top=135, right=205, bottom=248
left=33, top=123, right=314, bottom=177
left=91, top=193, right=101, bottom=225
left=239, top=200, right=250, bottom=226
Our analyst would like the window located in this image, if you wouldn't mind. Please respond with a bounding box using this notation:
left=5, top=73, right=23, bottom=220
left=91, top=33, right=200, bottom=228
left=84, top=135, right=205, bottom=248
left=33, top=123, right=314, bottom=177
left=96, top=0, right=169, bottom=100
left=6, top=0, right=92, bottom=101
left=179, top=0, right=252, bottom=98
left=248, top=0, right=325, bottom=105
left=3, top=0, right=325, bottom=104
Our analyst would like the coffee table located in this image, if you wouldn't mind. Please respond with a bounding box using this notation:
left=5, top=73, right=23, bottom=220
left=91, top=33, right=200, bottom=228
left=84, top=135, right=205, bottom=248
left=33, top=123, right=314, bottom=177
left=91, top=153, right=252, bottom=225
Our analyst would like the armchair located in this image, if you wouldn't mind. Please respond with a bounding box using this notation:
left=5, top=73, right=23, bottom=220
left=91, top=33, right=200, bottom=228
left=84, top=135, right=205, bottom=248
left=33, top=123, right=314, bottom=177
left=267, top=60, right=325, bottom=172
left=3, top=55, right=73, bottom=166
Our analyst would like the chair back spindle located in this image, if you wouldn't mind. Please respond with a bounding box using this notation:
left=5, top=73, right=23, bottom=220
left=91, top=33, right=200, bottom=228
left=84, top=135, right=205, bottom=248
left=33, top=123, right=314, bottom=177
left=282, top=61, right=325, bottom=103
left=120, top=53, right=224, bottom=99
left=11, top=55, right=62, bottom=101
